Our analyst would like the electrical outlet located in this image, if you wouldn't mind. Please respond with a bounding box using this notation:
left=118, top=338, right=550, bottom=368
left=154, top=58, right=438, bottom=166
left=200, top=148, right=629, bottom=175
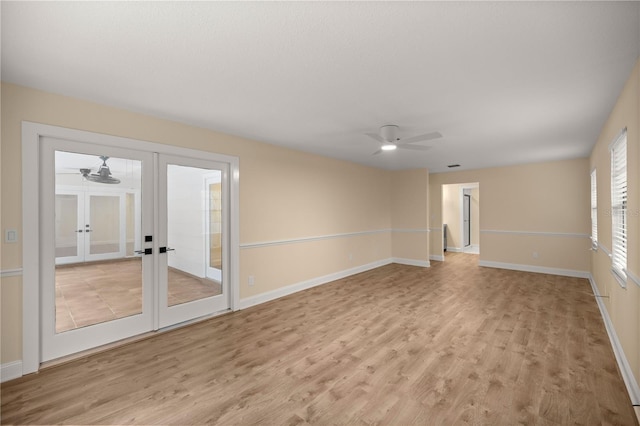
left=533, top=251, right=539, bottom=259
left=248, top=275, right=255, bottom=287
left=349, top=253, right=353, bottom=261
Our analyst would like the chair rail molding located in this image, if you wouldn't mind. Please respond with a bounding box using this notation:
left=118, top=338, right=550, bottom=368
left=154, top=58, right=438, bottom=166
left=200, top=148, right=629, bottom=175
left=1, top=268, right=23, bottom=278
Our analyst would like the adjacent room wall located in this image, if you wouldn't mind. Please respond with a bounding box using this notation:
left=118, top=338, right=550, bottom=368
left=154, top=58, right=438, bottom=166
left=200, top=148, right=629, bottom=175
left=589, top=58, right=640, bottom=385
left=430, top=158, right=591, bottom=274
left=166, top=165, right=207, bottom=278
left=442, top=184, right=462, bottom=250
left=0, top=83, right=399, bottom=366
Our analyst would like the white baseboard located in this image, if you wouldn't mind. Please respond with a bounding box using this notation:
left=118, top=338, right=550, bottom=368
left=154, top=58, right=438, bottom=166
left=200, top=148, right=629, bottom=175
left=430, top=254, right=445, bottom=262
left=238, top=258, right=393, bottom=310
left=446, top=247, right=462, bottom=253
left=478, top=260, right=589, bottom=278
left=1, top=360, right=23, bottom=383
left=463, top=244, right=480, bottom=254
left=392, top=257, right=430, bottom=268
left=588, top=274, right=640, bottom=405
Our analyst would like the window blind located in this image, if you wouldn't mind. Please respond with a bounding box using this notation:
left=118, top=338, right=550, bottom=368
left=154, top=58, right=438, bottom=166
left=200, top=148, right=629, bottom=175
left=590, top=169, right=597, bottom=248
left=610, top=129, right=627, bottom=282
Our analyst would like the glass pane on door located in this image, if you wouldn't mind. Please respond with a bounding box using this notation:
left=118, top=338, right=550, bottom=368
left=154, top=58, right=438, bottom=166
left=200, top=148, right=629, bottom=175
left=126, top=193, right=136, bottom=256
left=55, top=194, right=79, bottom=258
left=54, top=150, right=143, bottom=333
left=166, top=165, right=223, bottom=306
left=88, top=195, right=120, bottom=255
left=208, top=179, right=223, bottom=282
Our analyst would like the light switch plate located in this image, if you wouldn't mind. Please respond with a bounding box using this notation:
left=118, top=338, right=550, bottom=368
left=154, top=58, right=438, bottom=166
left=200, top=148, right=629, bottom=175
left=5, top=229, right=18, bottom=243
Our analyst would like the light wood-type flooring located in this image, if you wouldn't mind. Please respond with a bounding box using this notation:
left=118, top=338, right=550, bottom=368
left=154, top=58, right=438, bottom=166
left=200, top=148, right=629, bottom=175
left=3, top=253, right=636, bottom=425
left=55, top=259, right=222, bottom=332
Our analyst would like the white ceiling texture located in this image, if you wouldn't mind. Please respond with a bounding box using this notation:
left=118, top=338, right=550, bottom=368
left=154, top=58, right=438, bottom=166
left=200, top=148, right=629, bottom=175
left=2, top=1, right=639, bottom=172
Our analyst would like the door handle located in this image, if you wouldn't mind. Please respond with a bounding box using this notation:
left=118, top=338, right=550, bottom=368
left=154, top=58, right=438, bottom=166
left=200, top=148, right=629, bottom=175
left=135, top=248, right=153, bottom=255
left=75, top=230, right=84, bottom=233
left=159, top=247, right=175, bottom=254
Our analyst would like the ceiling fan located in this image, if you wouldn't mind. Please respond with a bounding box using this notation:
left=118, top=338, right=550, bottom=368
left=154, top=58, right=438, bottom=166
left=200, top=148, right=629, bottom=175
left=365, top=125, right=442, bottom=155
left=80, top=156, right=121, bottom=184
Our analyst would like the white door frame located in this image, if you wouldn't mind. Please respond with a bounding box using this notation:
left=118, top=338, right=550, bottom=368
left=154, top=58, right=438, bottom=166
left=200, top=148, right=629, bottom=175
left=463, top=193, right=471, bottom=247
left=22, top=121, right=240, bottom=375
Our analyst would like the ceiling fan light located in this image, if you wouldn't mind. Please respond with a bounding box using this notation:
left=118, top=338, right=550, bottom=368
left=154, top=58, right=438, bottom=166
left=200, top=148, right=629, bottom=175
left=381, top=143, right=397, bottom=151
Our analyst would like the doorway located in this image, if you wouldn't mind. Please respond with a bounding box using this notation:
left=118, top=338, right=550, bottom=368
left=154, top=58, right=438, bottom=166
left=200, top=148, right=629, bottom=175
left=441, top=182, right=480, bottom=257
left=22, top=123, right=239, bottom=371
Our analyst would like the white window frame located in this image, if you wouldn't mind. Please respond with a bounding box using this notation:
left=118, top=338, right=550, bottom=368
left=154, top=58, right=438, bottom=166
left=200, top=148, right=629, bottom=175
left=590, top=169, right=597, bottom=250
left=610, top=128, right=627, bottom=287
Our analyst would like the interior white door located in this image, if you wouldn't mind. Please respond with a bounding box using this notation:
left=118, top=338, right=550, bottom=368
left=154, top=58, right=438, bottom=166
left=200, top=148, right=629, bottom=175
left=157, top=154, right=230, bottom=328
left=41, top=138, right=154, bottom=362
left=463, top=194, right=471, bottom=247
left=55, top=188, right=138, bottom=265
left=84, top=192, right=126, bottom=262
left=54, top=190, right=85, bottom=264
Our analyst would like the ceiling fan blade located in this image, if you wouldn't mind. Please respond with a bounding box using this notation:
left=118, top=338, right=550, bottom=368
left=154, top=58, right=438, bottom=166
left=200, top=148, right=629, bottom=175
left=372, top=149, right=382, bottom=156
left=398, top=131, right=442, bottom=145
left=56, top=167, right=90, bottom=174
left=398, top=144, right=432, bottom=151
left=365, top=133, right=386, bottom=144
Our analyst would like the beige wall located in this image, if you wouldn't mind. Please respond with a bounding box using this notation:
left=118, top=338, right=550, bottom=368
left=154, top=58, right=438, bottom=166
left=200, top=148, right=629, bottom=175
left=430, top=158, right=591, bottom=272
left=589, top=58, right=640, bottom=382
left=0, top=276, right=22, bottom=364
left=390, top=168, right=429, bottom=263
left=0, top=83, right=404, bottom=364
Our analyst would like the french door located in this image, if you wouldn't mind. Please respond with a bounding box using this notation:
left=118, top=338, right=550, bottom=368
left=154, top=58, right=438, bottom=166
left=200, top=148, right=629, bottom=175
left=41, top=138, right=230, bottom=362
left=157, top=154, right=229, bottom=328
left=55, top=189, right=135, bottom=264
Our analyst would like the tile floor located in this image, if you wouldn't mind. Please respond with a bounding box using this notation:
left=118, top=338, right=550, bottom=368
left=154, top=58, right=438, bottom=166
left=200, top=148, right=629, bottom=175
left=55, top=258, right=221, bottom=333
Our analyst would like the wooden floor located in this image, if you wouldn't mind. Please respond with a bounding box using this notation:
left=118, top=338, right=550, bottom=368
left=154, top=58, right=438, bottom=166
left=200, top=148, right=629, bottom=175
left=55, top=259, right=222, bottom=332
left=3, top=253, right=636, bottom=425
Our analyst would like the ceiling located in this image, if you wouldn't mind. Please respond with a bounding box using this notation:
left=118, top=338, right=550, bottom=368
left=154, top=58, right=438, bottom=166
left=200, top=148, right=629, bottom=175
left=2, top=2, right=639, bottom=173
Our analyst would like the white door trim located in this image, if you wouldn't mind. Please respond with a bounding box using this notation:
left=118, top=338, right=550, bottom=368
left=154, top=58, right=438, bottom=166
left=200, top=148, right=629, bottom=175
left=21, top=121, right=240, bottom=375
